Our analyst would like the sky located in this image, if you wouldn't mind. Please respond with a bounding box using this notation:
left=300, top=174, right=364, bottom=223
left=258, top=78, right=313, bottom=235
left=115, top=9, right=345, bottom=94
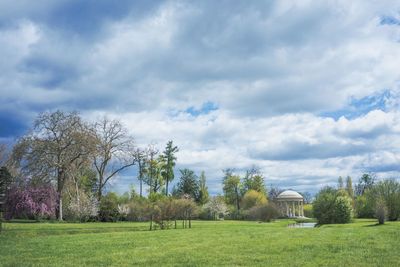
left=1, top=0, right=400, bottom=195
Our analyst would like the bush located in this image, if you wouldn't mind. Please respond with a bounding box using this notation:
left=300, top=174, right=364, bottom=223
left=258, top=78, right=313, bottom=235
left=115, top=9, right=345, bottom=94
left=313, top=187, right=353, bottom=224
left=247, top=203, right=279, bottom=222
left=98, top=192, right=120, bottom=222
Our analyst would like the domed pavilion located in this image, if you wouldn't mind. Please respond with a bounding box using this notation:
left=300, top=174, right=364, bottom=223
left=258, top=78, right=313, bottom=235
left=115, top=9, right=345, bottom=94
left=276, top=190, right=304, bottom=218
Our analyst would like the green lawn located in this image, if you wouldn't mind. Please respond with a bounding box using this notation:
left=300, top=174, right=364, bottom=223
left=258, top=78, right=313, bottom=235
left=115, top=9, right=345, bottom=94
left=0, top=219, right=399, bottom=266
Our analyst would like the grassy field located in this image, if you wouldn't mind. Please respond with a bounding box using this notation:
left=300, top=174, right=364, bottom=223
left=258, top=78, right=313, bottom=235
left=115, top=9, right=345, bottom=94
left=0, top=219, right=399, bottom=266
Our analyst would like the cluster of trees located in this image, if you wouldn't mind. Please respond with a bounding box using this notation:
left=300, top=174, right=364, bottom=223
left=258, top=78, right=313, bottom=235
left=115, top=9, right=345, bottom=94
left=222, top=167, right=279, bottom=221
left=313, top=174, right=400, bottom=225
left=0, top=111, right=189, bottom=224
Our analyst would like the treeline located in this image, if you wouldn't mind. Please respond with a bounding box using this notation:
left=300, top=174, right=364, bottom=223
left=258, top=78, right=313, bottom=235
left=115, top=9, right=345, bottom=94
left=313, top=174, right=400, bottom=225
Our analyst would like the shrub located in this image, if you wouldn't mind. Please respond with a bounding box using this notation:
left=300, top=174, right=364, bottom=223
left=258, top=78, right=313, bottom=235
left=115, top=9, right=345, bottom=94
left=241, top=190, right=267, bottom=210
left=247, top=203, right=279, bottom=222
left=98, top=192, right=120, bottom=222
left=313, top=187, right=353, bottom=224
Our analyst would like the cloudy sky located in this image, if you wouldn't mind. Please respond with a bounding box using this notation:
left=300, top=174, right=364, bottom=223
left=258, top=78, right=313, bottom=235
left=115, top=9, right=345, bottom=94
left=1, top=0, right=400, bottom=195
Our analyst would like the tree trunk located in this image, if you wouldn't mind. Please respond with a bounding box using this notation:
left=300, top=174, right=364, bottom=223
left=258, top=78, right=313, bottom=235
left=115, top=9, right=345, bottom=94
left=149, top=216, right=153, bottom=231
left=0, top=211, right=3, bottom=233
left=139, top=179, right=142, bottom=197
left=59, top=197, right=63, bottom=221
left=166, top=180, right=169, bottom=196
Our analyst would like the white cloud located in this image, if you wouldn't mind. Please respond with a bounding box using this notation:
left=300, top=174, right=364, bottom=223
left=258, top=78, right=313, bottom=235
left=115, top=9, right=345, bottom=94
left=1, top=0, right=400, bottom=194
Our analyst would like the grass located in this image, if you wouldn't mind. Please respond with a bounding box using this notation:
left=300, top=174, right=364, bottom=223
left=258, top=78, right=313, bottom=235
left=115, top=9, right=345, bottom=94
left=0, top=219, right=399, bottom=266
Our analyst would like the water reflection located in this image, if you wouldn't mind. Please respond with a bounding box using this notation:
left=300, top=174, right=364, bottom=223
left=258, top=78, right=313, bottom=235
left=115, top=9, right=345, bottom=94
left=288, top=222, right=316, bottom=228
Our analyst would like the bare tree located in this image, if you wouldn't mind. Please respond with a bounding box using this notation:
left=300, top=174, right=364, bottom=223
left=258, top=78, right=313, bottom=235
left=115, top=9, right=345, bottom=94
left=11, top=110, right=94, bottom=220
left=92, top=117, right=136, bottom=201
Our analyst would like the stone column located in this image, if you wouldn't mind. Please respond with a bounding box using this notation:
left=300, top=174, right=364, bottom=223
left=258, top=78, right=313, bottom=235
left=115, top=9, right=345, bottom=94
left=286, top=202, right=289, bottom=217
left=292, top=201, right=295, bottom=217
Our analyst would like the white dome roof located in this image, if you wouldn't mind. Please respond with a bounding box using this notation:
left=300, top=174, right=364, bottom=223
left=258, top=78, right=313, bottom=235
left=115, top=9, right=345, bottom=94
left=276, top=190, right=303, bottom=200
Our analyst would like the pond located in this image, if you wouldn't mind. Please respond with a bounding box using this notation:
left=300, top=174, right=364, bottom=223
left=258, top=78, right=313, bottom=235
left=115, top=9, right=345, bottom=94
left=287, top=222, right=317, bottom=228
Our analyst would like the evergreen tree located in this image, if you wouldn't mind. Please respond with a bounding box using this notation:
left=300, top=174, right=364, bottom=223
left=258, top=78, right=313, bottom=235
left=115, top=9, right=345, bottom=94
left=174, top=169, right=199, bottom=200
left=161, top=141, right=179, bottom=196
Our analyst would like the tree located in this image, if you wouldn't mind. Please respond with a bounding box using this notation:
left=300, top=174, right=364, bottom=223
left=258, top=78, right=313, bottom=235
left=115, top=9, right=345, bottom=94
left=143, top=145, right=165, bottom=193
left=161, top=141, right=178, bottom=196
left=355, top=173, right=376, bottom=196
left=134, top=148, right=148, bottom=197
left=98, top=192, right=120, bottom=222
left=174, top=169, right=199, bottom=200
left=222, top=169, right=241, bottom=213
left=198, top=171, right=209, bottom=205
left=241, top=166, right=267, bottom=196
left=11, top=110, right=94, bottom=220
left=268, top=186, right=283, bottom=202
left=313, top=186, right=353, bottom=224
left=300, top=192, right=313, bottom=204
left=372, top=179, right=400, bottom=221
left=338, top=176, right=344, bottom=189
left=92, top=117, right=136, bottom=201
left=345, top=176, right=354, bottom=199
left=0, top=166, right=12, bottom=232
left=375, top=198, right=387, bottom=225
left=204, top=196, right=229, bottom=220
left=241, top=190, right=267, bottom=210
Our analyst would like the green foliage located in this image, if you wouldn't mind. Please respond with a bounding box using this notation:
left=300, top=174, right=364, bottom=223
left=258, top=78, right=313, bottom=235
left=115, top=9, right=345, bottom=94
left=313, top=187, right=353, bottom=224
left=0, top=167, right=12, bottom=209
left=241, top=190, right=267, bottom=210
left=173, top=169, right=199, bottom=201
left=303, top=204, right=313, bottom=218
left=354, top=193, right=375, bottom=218
left=355, top=173, right=375, bottom=196
left=198, top=171, right=209, bottom=205
left=372, top=179, right=400, bottom=221
left=161, top=141, right=179, bottom=196
left=345, top=176, right=354, bottom=199
left=99, top=192, right=120, bottom=222
left=241, top=167, right=267, bottom=195
left=222, top=169, right=241, bottom=212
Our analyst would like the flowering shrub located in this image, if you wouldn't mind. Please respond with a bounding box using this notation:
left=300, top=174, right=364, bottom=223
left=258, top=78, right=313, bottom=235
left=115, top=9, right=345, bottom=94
left=5, top=185, right=57, bottom=220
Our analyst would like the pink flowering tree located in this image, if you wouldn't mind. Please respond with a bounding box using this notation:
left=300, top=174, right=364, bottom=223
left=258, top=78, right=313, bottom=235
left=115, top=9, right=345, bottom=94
left=5, top=185, right=57, bottom=220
